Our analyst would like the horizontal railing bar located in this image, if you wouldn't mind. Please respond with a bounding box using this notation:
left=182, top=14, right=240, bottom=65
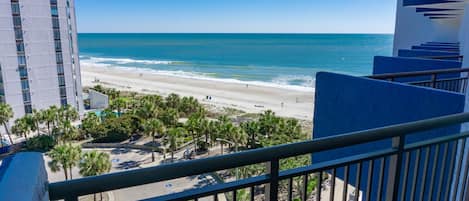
left=278, top=148, right=397, bottom=180
left=408, top=77, right=467, bottom=85
left=404, top=131, right=469, bottom=151
left=48, top=112, right=469, bottom=200
left=367, top=68, right=469, bottom=80
left=420, top=55, right=463, bottom=59
left=141, top=175, right=270, bottom=201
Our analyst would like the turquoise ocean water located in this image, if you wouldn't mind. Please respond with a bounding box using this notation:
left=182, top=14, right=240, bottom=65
left=78, top=33, right=393, bottom=91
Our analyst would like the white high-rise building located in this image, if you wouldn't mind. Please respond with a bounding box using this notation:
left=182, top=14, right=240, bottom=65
left=0, top=0, right=83, bottom=120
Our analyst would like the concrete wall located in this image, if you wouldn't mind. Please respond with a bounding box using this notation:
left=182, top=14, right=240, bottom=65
left=312, top=72, right=465, bottom=200
left=393, top=0, right=461, bottom=55
left=22, top=0, right=61, bottom=111
left=0, top=0, right=83, bottom=123
left=393, top=0, right=434, bottom=55
left=0, top=0, right=26, bottom=120
left=0, top=152, right=49, bottom=201
left=89, top=89, right=109, bottom=109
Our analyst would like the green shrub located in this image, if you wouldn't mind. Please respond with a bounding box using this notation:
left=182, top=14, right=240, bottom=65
left=93, top=116, right=133, bottom=143
left=26, top=135, right=56, bottom=152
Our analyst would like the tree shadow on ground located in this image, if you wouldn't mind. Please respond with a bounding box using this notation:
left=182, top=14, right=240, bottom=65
left=115, top=160, right=142, bottom=170
left=136, top=149, right=151, bottom=155
left=111, top=148, right=132, bottom=155
left=143, top=141, right=162, bottom=147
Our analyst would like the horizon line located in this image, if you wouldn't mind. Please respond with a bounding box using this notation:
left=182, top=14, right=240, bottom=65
left=77, top=32, right=395, bottom=35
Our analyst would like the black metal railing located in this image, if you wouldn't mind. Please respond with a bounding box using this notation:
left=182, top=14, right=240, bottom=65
left=49, top=113, right=469, bottom=201
left=368, top=68, right=469, bottom=94
left=421, top=55, right=464, bottom=61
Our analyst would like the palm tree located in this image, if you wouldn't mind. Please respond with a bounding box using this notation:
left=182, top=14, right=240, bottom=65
left=229, top=127, right=248, bottom=151
left=81, top=112, right=101, bottom=138
left=165, top=93, right=181, bottom=109
left=241, top=121, right=260, bottom=149
left=31, top=109, right=43, bottom=135
left=79, top=151, right=111, bottom=201
left=158, top=108, right=179, bottom=127
left=48, top=105, right=60, bottom=129
left=111, top=97, right=127, bottom=116
left=57, top=120, right=79, bottom=143
left=259, top=110, right=279, bottom=138
left=11, top=117, right=30, bottom=141
left=167, top=127, right=185, bottom=162
left=48, top=144, right=82, bottom=180
left=0, top=103, right=14, bottom=145
left=144, top=118, right=165, bottom=162
left=59, top=105, right=79, bottom=124
left=136, top=100, right=158, bottom=119
left=185, top=114, right=203, bottom=153
left=67, top=144, right=82, bottom=179
left=208, top=120, right=219, bottom=148
left=23, top=113, right=38, bottom=136
left=41, top=108, right=57, bottom=135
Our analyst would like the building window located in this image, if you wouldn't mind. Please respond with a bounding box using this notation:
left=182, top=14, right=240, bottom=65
left=22, top=92, right=31, bottom=102
left=17, top=55, right=26, bottom=66
left=24, top=104, right=32, bottom=114
left=54, top=40, right=61, bottom=51
left=57, top=64, right=64, bottom=74
left=11, top=2, right=20, bottom=15
left=56, top=53, right=63, bottom=63
left=53, top=29, right=60, bottom=40
left=60, top=87, right=66, bottom=97
left=51, top=6, right=58, bottom=16
left=51, top=0, right=57, bottom=4
left=52, top=17, right=59, bottom=28
left=58, top=75, right=65, bottom=86
left=21, top=79, right=29, bottom=90
left=14, top=29, right=23, bottom=40
left=16, top=42, right=24, bottom=52
left=19, top=67, right=27, bottom=78
left=13, top=16, right=21, bottom=27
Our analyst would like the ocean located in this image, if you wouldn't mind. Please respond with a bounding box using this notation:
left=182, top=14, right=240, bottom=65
left=78, top=33, right=394, bottom=91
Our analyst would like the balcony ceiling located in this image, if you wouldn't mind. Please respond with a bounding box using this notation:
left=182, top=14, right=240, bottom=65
left=404, top=0, right=468, bottom=20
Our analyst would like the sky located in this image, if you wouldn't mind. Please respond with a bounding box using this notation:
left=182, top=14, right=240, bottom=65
left=75, top=0, right=397, bottom=34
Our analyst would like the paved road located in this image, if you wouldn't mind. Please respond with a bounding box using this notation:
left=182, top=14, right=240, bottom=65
left=45, top=146, right=227, bottom=201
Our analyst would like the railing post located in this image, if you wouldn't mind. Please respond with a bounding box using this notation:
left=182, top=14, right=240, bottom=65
left=431, top=74, right=437, bottom=88
left=385, top=135, right=405, bottom=201
left=265, top=158, right=279, bottom=201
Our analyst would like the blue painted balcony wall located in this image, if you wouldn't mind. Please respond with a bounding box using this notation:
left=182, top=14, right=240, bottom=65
left=398, top=49, right=459, bottom=60
left=373, top=56, right=462, bottom=82
left=0, top=152, right=49, bottom=201
left=412, top=45, right=459, bottom=52
left=403, top=0, right=462, bottom=6
left=311, top=72, right=464, bottom=200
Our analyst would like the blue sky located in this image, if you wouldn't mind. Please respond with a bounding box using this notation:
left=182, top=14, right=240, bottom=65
left=75, top=0, right=397, bottom=34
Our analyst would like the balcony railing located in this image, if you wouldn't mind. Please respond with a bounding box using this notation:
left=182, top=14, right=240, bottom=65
left=368, top=68, right=469, bottom=94
left=421, top=55, right=464, bottom=62
left=49, top=113, right=469, bottom=201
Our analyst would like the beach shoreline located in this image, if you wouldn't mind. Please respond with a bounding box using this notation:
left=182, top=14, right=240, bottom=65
left=81, top=65, right=315, bottom=120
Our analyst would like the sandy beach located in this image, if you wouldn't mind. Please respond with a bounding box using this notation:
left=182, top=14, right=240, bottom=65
left=81, top=65, right=315, bottom=120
